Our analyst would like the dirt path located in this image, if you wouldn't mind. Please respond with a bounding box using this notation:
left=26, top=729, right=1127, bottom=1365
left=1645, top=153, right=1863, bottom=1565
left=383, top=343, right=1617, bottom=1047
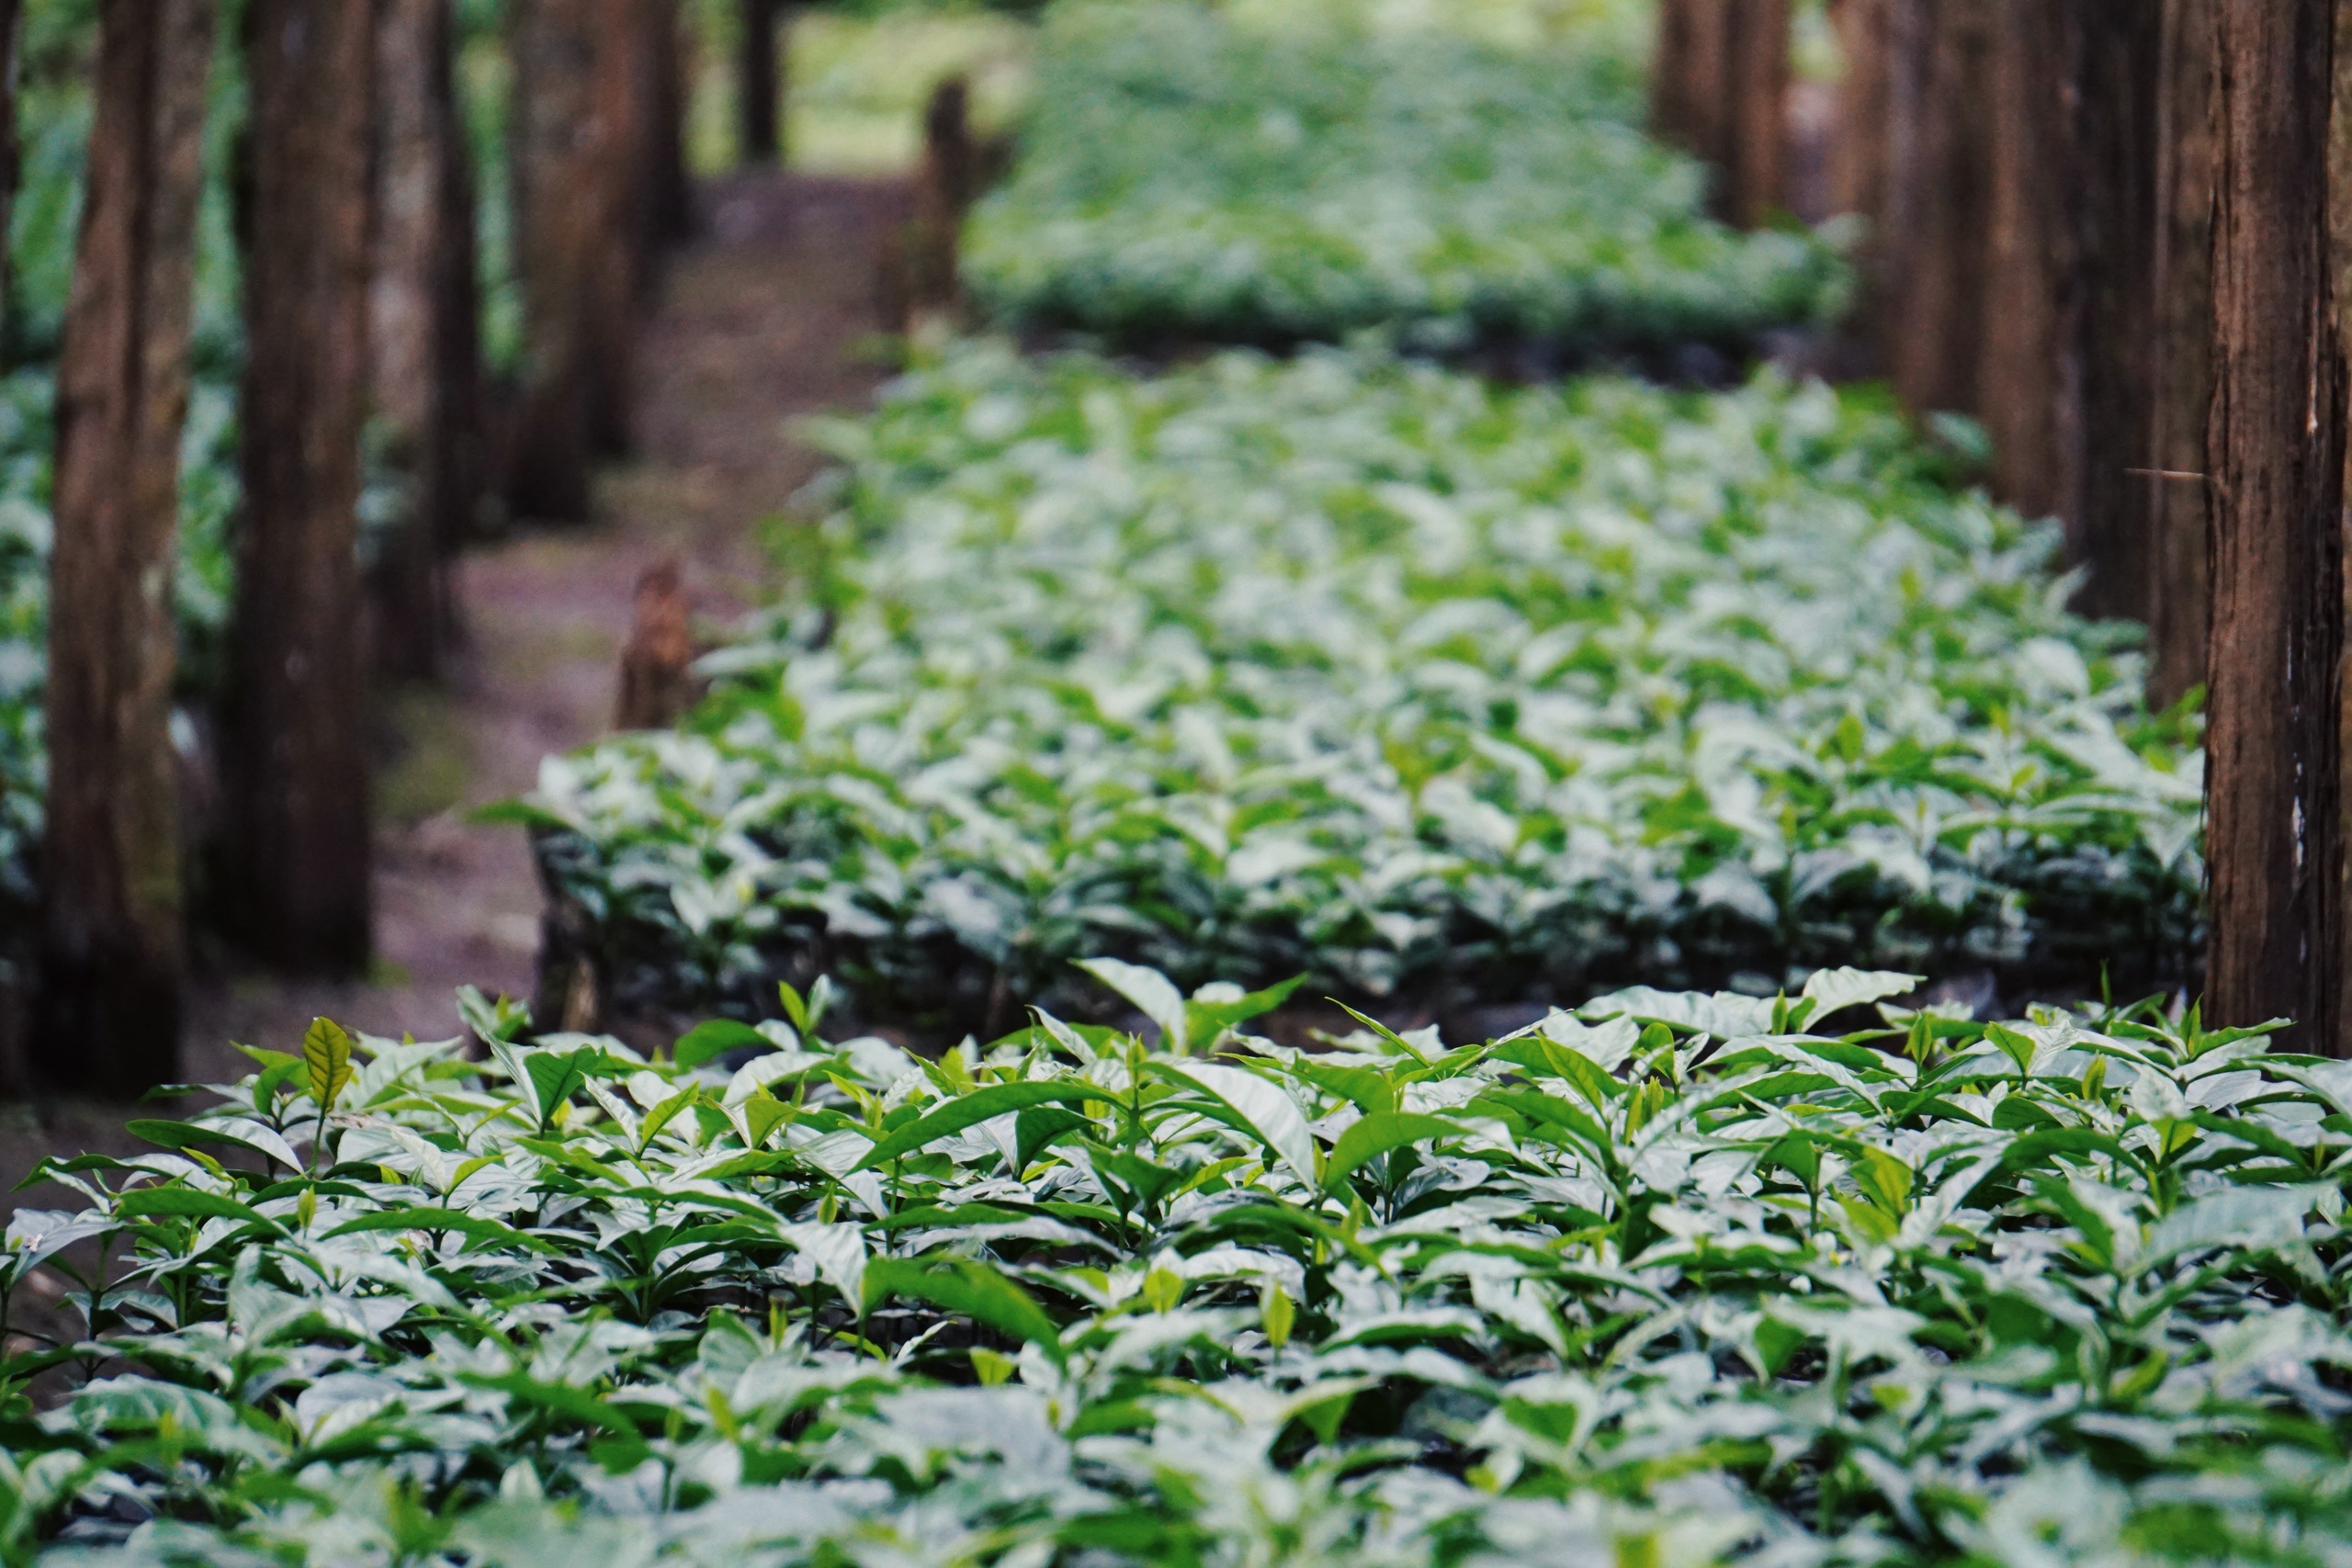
left=3, top=173, right=907, bottom=1212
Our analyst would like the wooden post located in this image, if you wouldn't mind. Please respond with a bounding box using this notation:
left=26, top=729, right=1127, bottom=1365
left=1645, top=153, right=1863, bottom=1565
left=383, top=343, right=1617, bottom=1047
left=225, top=0, right=376, bottom=974
left=2202, top=0, right=2345, bottom=1044
left=1652, top=0, right=1788, bottom=228
left=614, top=559, right=702, bottom=730
left=37, top=0, right=217, bottom=1091
left=738, top=0, right=778, bottom=165
left=907, top=75, right=976, bottom=322
left=369, top=0, right=468, bottom=681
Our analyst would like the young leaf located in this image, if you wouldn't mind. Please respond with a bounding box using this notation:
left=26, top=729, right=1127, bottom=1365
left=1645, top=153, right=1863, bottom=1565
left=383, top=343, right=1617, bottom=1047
left=302, top=1017, right=356, bottom=1114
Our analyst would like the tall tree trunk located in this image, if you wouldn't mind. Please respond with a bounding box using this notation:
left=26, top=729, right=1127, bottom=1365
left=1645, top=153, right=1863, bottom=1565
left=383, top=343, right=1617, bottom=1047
left=38, top=0, right=217, bottom=1092
left=2202, top=0, right=2344, bottom=1045
left=2144, top=0, right=2215, bottom=708
left=369, top=0, right=465, bottom=682
left=1978, top=3, right=2081, bottom=526
left=585, top=0, right=642, bottom=457
left=0, top=0, right=25, bottom=360
left=1827, top=0, right=1916, bottom=359
left=2068, top=3, right=2167, bottom=626
left=226, top=0, right=376, bottom=974
left=1652, top=0, right=1787, bottom=228
left=1722, top=0, right=1790, bottom=228
left=507, top=0, right=605, bottom=520
left=437, top=0, right=486, bottom=554
left=738, top=0, right=777, bottom=165
left=1878, top=2, right=1995, bottom=421
left=1838, top=2, right=2177, bottom=636
left=646, top=0, right=691, bottom=243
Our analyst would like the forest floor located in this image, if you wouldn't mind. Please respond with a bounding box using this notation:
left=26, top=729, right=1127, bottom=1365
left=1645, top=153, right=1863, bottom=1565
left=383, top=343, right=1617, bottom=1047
left=1, top=171, right=909, bottom=1217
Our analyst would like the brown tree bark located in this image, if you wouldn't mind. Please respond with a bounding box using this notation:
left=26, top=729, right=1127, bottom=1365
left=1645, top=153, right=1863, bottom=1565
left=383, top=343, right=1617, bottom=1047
left=226, top=0, right=376, bottom=974
left=646, top=0, right=692, bottom=243
left=2144, top=0, right=2214, bottom=708
left=2067, top=3, right=2167, bottom=626
left=1652, top=0, right=1788, bottom=228
left=1837, top=2, right=2187, bottom=648
left=2202, top=0, right=2344, bottom=1045
left=368, top=0, right=470, bottom=682
left=37, top=0, right=217, bottom=1091
left=507, top=0, right=606, bottom=521
left=585, top=0, right=645, bottom=456
left=738, top=0, right=778, bottom=164
left=1978, top=3, right=2081, bottom=526
left=0, top=0, right=24, bottom=358
left=1876, top=2, right=1996, bottom=423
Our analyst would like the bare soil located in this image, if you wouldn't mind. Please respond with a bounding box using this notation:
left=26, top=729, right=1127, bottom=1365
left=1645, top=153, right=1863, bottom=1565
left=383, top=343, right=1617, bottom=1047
left=3, top=172, right=908, bottom=1221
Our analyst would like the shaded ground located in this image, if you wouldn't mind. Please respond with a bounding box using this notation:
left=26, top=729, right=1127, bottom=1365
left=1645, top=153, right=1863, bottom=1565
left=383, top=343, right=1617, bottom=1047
left=3, top=172, right=908, bottom=1217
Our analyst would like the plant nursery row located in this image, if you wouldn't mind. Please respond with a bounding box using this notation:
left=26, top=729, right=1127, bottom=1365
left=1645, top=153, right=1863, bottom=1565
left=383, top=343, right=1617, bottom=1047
left=519, top=342, right=2201, bottom=1032
left=964, top=3, right=1846, bottom=355
left=6, top=964, right=2346, bottom=1564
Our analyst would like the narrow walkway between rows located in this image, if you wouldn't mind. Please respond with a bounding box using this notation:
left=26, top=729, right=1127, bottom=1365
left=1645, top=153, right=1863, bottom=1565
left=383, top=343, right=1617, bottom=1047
left=1, top=172, right=907, bottom=1198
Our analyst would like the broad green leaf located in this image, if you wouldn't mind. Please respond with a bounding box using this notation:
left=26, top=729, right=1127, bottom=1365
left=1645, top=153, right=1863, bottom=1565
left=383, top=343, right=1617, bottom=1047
left=1158, top=1060, right=1317, bottom=1186
left=1323, top=1111, right=1460, bottom=1190
left=674, top=1019, right=765, bottom=1070
left=862, top=1257, right=1064, bottom=1362
left=853, top=1081, right=1106, bottom=1170
left=1078, top=957, right=1189, bottom=1053
left=326, top=1207, right=560, bottom=1255
left=116, top=1187, right=283, bottom=1235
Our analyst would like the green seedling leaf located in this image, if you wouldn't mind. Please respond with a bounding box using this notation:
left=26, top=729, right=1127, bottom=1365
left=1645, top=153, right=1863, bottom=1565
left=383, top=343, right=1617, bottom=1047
left=1156, top=1060, right=1317, bottom=1185
left=1078, top=957, right=1190, bottom=1053
left=853, top=1081, right=1106, bottom=1170
left=675, top=1019, right=765, bottom=1071
left=302, top=1017, right=356, bottom=1113
left=1323, top=1111, right=1460, bottom=1191
left=1185, top=975, right=1306, bottom=1045
left=326, top=1207, right=561, bottom=1255
left=126, top=1119, right=304, bottom=1174
left=863, top=1257, right=1064, bottom=1363
left=116, top=1187, right=285, bottom=1235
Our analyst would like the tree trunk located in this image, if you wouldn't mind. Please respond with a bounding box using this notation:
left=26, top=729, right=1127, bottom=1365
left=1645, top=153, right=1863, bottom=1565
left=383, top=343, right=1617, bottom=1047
left=1978, top=2, right=2081, bottom=526
left=1827, top=0, right=1917, bottom=357
left=2144, top=0, right=2215, bottom=708
left=2202, top=0, right=2344, bottom=1045
left=585, top=0, right=642, bottom=457
left=368, top=0, right=465, bottom=682
left=646, top=0, right=691, bottom=243
left=226, top=0, right=376, bottom=974
left=37, top=0, right=217, bottom=1092
left=437, top=0, right=486, bottom=554
left=1838, top=2, right=2174, bottom=627
left=2067, top=2, right=2167, bottom=626
left=1723, top=0, right=1790, bottom=228
left=507, top=0, right=605, bottom=521
left=1652, top=0, right=1787, bottom=227
left=0, top=0, right=25, bottom=360
left=1876, top=2, right=1996, bottom=423
left=738, top=0, right=777, bottom=165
